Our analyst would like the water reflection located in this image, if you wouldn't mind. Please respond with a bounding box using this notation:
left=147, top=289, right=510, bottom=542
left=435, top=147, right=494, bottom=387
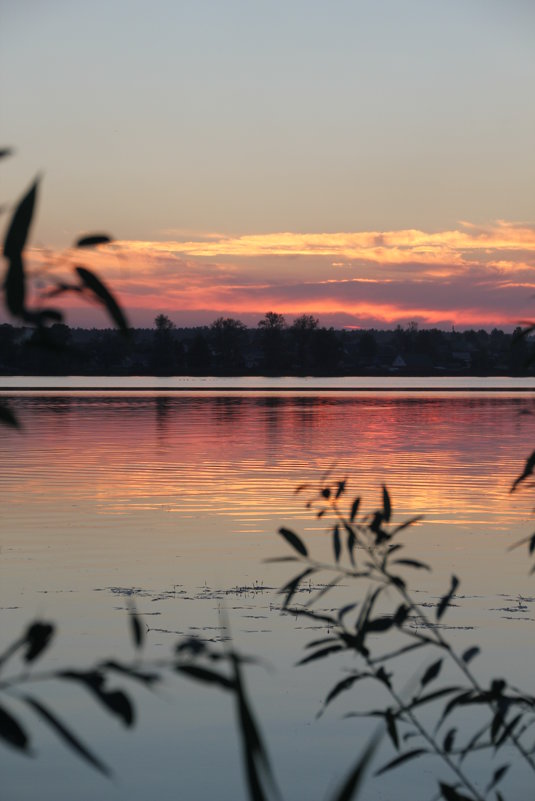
left=1, top=393, right=533, bottom=533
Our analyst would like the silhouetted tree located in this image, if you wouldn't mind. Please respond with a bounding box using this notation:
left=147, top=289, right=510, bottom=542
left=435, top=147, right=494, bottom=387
left=210, top=317, right=247, bottom=370
left=257, top=312, right=287, bottom=372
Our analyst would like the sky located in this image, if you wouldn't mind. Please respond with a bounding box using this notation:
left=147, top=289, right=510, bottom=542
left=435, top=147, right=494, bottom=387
left=2, top=0, right=534, bottom=329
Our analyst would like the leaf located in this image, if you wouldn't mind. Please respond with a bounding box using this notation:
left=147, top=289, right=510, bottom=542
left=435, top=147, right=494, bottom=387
left=0, top=148, right=14, bottom=159
left=382, top=485, right=392, bottom=522
left=75, top=267, right=129, bottom=333
left=322, top=674, right=371, bottom=709
left=333, top=524, right=341, bottom=563
left=278, top=527, right=308, bottom=557
left=75, top=234, right=112, bottom=248
left=338, top=603, right=358, bottom=625
left=279, top=567, right=315, bottom=607
left=349, top=496, right=361, bottom=523
left=231, top=652, right=280, bottom=801
left=127, top=600, right=144, bottom=650
left=366, top=616, right=395, bottom=634
left=385, top=709, right=399, bottom=750
left=443, top=728, right=456, bottom=753
left=23, top=696, right=110, bottom=776
left=391, top=515, right=424, bottom=535
left=60, top=670, right=134, bottom=727
left=439, top=784, right=474, bottom=801
left=346, top=525, right=357, bottom=566
left=335, top=480, right=346, bottom=499
left=101, top=660, right=159, bottom=685
left=176, top=664, right=235, bottom=690
left=3, top=177, right=39, bottom=259
left=436, top=576, right=459, bottom=620
left=0, top=403, right=20, bottom=428
left=393, top=559, right=430, bottom=571
left=23, top=622, right=55, bottom=663
left=494, top=713, right=522, bottom=749
left=374, top=748, right=428, bottom=776
left=420, top=658, right=443, bottom=688
left=4, top=253, right=25, bottom=317
left=462, top=646, right=480, bottom=664
left=485, top=765, right=511, bottom=793
left=297, top=644, right=344, bottom=666
left=329, top=726, right=383, bottom=801
left=511, top=450, right=535, bottom=493
left=0, top=703, right=29, bottom=751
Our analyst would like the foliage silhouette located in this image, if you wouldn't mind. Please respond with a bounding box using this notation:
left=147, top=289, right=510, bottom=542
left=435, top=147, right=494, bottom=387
left=0, top=151, right=130, bottom=426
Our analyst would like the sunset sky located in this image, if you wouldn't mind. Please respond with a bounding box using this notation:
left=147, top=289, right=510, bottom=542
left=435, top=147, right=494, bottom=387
left=2, top=0, right=534, bottom=329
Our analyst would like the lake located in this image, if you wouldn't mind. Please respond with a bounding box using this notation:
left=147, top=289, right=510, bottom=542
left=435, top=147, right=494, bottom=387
left=1, top=378, right=535, bottom=800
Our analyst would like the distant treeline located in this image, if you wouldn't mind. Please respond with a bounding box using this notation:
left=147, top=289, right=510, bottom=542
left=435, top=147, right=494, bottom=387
left=1, top=313, right=533, bottom=376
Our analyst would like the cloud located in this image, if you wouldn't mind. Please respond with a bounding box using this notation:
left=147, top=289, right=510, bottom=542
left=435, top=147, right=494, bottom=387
left=18, top=220, right=535, bottom=329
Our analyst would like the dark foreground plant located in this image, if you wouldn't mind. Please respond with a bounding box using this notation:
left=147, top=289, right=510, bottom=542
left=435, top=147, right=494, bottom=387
left=1, top=147, right=129, bottom=427
left=0, top=605, right=382, bottom=801
left=267, top=478, right=535, bottom=801
left=3, top=479, right=535, bottom=801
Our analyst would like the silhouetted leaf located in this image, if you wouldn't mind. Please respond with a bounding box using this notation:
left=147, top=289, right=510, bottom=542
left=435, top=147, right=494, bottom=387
left=279, top=567, right=315, bottom=607
left=442, top=729, right=455, bottom=754
left=75, top=267, right=129, bottom=333
left=329, top=726, right=383, bottom=801
left=393, top=604, right=409, bottom=627
left=60, top=670, right=134, bottom=727
left=231, top=652, right=279, bottom=801
left=101, top=660, right=159, bottom=685
left=3, top=177, right=39, bottom=259
left=494, top=713, right=522, bottom=749
left=346, top=525, right=357, bottom=566
left=278, top=527, right=307, bottom=557
left=385, top=709, right=399, bottom=750
left=349, top=496, right=361, bottom=523
left=321, top=487, right=331, bottom=499
left=75, top=234, right=112, bottom=248
left=486, top=765, right=509, bottom=792
left=511, top=450, right=535, bottom=493
left=436, top=576, right=459, bottom=620
left=23, top=622, right=54, bottom=663
left=436, top=690, right=476, bottom=729
left=322, top=673, right=372, bottom=709
left=0, top=148, right=14, bottom=159
left=382, top=485, right=391, bottom=522
left=333, top=524, right=341, bottom=562
left=409, top=686, right=463, bottom=712
left=439, top=783, right=474, bottom=801
left=366, top=616, right=395, bottom=634
left=393, top=558, right=430, bottom=570
left=0, top=403, right=19, bottom=428
left=335, top=480, right=346, bottom=499
left=0, top=703, right=28, bottom=751
left=176, top=664, right=235, bottom=690
left=338, top=603, right=358, bottom=625
left=127, top=600, right=144, bottom=650
left=462, top=646, right=480, bottom=664
left=374, top=748, right=428, bottom=776
left=297, top=644, right=344, bottom=666
left=390, top=515, right=425, bottom=535
left=421, top=659, right=443, bottom=688
left=23, top=696, right=110, bottom=776
left=4, top=253, right=25, bottom=316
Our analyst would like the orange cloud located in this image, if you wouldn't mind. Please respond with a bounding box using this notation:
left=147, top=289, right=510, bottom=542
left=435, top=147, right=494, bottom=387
left=18, top=220, right=535, bottom=329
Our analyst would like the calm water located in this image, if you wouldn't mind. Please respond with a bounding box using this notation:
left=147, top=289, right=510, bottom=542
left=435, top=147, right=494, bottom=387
left=1, top=381, right=535, bottom=800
